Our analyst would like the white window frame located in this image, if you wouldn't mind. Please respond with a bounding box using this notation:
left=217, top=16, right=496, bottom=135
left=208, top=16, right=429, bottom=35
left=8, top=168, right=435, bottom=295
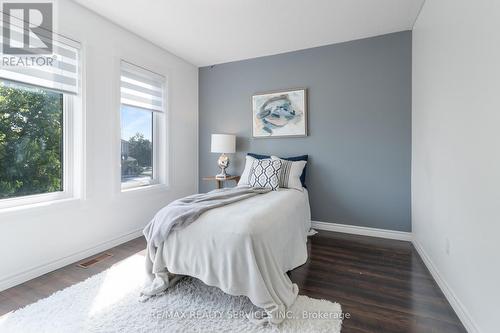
left=120, top=110, right=161, bottom=190
left=119, top=61, right=167, bottom=192
left=0, top=88, right=80, bottom=210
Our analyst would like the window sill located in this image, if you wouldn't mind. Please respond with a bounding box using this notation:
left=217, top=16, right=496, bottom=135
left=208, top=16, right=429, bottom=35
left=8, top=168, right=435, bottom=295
left=120, top=183, right=169, bottom=195
left=0, top=196, right=80, bottom=216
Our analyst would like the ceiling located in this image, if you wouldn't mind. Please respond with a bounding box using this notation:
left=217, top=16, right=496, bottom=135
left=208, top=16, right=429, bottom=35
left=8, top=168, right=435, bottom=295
left=74, top=0, right=424, bottom=67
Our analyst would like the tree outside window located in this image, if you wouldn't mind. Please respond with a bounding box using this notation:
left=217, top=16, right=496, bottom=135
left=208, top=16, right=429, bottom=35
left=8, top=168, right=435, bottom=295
left=0, top=80, right=63, bottom=199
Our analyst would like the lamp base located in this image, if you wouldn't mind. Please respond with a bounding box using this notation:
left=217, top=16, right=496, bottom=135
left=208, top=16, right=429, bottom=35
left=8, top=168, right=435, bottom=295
left=215, top=168, right=230, bottom=179
left=216, top=154, right=230, bottom=179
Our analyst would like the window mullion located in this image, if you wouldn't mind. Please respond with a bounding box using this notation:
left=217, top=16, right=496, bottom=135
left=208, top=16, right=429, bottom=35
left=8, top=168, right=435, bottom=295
left=63, top=95, right=74, bottom=196
left=153, top=112, right=159, bottom=184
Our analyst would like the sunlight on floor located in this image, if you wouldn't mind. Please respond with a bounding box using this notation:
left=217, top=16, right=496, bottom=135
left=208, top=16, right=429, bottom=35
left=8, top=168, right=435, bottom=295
left=88, top=253, right=146, bottom=316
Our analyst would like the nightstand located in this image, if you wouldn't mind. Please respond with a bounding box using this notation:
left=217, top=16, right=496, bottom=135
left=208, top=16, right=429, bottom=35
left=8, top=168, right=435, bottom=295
left=202, top=175, right=240, bottom=189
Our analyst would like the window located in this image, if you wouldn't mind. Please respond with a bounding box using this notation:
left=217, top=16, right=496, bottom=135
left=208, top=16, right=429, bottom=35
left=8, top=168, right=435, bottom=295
left=120, top=61, right=165, bottom=190
left=0, top=80, right=63, bottom=199
left=120, top=105, right=154, bottom=186
left=0, top=31, right=80, bottom=208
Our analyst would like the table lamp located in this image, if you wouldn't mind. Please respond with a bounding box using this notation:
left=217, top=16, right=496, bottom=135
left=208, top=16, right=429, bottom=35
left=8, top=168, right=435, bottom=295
left=211, top=134, right=236, bottom=179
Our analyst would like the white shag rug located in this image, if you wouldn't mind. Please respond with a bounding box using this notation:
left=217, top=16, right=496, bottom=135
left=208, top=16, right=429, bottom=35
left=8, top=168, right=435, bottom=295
left=0, top=254, right=342, bottom=333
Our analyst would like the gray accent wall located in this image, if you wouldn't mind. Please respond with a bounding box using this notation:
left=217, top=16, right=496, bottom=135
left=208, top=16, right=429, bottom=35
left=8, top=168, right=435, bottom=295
left=199, top=31, right=411, bottom=232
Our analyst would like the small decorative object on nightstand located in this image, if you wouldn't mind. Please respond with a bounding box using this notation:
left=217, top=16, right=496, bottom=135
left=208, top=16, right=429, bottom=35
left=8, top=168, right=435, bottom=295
left=211, top=134, right=236, bottom=179
left=202, top=175, right=240, bottom=189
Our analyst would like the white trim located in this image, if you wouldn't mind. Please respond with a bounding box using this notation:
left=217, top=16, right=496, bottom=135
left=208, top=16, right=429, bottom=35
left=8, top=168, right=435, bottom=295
left=412, top=239, right=480, bottom=333
left=0, top=191, right=71, bottom=211
left=63, top=94, right=75, bottom=198
left=0, top=228, right=143, bottom=292
left=311, top=220, right=412, bottom=241
left=120, top=183, right=169, bottom=195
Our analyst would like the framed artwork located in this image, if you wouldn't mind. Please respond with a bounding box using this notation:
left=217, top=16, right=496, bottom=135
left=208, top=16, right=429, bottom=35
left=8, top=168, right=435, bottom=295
left=252, top=88, right=307, bottom=138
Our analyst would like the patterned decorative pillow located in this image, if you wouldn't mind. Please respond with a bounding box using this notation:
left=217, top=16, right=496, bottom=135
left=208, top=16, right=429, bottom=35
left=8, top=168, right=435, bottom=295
left=247, top=153, right=308, bottom=188
left=248, top=159, right=282, bottom=190
left=271, top=156, right=307, bottom=191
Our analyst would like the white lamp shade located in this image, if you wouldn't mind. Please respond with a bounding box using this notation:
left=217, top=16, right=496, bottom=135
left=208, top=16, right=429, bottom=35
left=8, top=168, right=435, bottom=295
left=211, top=134, right=236, bottom=153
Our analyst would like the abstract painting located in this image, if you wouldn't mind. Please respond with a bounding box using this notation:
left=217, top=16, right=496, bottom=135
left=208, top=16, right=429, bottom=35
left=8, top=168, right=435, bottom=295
left=252, top=88, right=307, bottom=137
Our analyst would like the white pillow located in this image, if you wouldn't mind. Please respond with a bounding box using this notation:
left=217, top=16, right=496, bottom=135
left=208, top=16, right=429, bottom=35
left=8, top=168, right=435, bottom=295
left=238, top=155, right=258, bottom=186
left=271, top=156, right=307, bottom=191
left=248, top=159, right=282, bottom=190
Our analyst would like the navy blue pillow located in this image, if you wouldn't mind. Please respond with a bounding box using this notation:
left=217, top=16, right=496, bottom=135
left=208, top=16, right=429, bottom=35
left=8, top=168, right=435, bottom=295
left=247, top=153, right=308, bottom=188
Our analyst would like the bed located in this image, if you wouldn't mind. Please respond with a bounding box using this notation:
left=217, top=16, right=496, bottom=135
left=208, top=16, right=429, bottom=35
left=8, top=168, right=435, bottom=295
left=143, top=187, right=311, bottom=324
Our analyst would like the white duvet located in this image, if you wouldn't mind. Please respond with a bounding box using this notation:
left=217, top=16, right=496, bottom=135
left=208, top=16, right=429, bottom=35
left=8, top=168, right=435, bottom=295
left=145, top=188, right=311, bottom=324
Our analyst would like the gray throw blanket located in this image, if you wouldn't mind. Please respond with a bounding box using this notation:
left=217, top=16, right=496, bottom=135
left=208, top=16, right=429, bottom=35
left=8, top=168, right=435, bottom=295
left=143, top=186, right=272, bottom=248
left=140, top=186, right=272, bottom=298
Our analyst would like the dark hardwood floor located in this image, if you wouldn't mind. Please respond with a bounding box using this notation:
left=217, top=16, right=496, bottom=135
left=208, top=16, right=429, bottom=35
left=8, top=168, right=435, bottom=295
left=0, top=231, right=466, bottom=333
left=291, top=232, right=466, bottom=333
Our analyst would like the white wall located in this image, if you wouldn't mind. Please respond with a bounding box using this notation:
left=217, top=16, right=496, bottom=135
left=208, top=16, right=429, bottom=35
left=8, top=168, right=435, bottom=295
left=0, top=0, right=198, bottom=290
left=412, top=1, right=500, bottom=332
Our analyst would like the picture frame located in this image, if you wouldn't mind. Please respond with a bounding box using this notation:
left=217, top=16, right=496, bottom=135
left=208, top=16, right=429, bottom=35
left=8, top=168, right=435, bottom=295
left=252, top=88, right=307, bottom=138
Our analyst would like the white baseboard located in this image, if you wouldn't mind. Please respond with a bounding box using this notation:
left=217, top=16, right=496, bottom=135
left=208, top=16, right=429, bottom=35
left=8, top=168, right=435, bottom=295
left=0, top=228, right=143, bottom=292
left=412, top=239, right=479, bottom=333
left=311, top=220, right=412, bottom=241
